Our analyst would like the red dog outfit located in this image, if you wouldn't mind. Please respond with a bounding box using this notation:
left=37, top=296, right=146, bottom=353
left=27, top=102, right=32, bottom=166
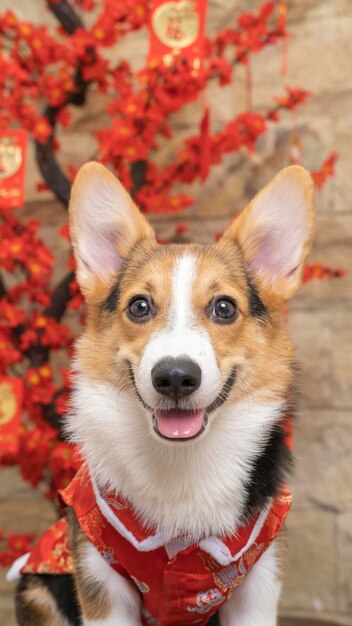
left=18, top=463, right=292, bottom=626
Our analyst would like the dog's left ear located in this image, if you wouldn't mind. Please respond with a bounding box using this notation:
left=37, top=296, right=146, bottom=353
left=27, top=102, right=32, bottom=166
left=69, top=162, right=155, bottom=302
left=219, top=165, right=316, bottom=300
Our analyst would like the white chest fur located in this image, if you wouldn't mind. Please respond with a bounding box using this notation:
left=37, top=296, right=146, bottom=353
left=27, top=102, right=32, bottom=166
left=68, top=377, right=282, bottom=542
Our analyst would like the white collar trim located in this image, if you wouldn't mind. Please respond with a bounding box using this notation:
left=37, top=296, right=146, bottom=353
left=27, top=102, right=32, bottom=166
left=200, top=500, right=272, bottom=566
left=92, top=473, right=272, bottom=564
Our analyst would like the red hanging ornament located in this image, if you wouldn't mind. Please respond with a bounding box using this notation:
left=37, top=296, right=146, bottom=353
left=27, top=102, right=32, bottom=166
left=245, top=57, right=253, bottom=112
left=200, top=104, right=211, bottom=181
left=148, top=0, right=208, bottom=67
left=0, top=378, right=23, bottom=459
left=0, top=130, right=27, bottom=209
left=148, top=1, right=210, bottom=179
left=278, top=1, right=288, bottom=77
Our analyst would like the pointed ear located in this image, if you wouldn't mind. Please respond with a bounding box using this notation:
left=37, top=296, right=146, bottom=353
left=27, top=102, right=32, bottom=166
left=220, top=166, right=316, bottom=300
left=69, top=162, right=155, bottom=302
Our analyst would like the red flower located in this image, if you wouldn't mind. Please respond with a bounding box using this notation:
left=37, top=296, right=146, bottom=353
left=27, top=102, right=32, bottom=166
left=208, top=58, right=233, bottom=85
left=274, top=86, right=311, bottom=110
left=7, top=533, right=34, bottom=553
left=0, top=330, right=22, bottom=372
left=48, top=441, right=82, bottom=495
left=32, top=117, right=52, bottom=143
left=36, top=181, right=50, bottom=192
left=311, top=152, right=338, bottom=189
left=0, top=302, right=25, bottom=328
left=176, top=223, right=188, bottom=235
left=56, top=108, right=72, bottom=128
left=25, top=365, right=56, bottom=405
left=0, top=531, right=35, bottom=567
left=303, top=264, right=346, bottom=283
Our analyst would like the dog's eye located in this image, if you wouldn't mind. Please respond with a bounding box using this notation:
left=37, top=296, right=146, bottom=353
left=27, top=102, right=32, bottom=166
left=127, top=296, right=153, bottom=323
left=211, top=297, right=238, bottom=324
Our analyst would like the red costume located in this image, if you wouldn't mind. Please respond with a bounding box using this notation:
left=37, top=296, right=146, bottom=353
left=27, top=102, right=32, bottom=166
left=18, top=463, right=292, bottom=625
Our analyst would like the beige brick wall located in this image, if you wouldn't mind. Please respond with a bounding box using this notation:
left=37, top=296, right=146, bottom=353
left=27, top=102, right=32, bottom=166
left=1, top=0, right=352, bottom=623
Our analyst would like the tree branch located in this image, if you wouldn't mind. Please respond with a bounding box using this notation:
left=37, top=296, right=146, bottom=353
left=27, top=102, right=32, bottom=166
left=45, top=270, right=75, bottom=321
left=131, top=160, right=148, bottom=197
left=47, top=0, right=83, bottom=34
left=35, top=1, right=91, bottom=206
left=0, top=273, right=7, bottom=299
left=35, top=128, right=72, bottom=207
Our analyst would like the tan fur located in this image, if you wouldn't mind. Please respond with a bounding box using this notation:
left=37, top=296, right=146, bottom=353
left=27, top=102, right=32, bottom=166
left=77, top=240, right=294, bottom=409
left=191, top=247, right=294, bottom=405
left=78, top=240, right=174, bottom=387
left=74, top=165, right=314, bottom=410
left=67, top=508, right=112, bottom=621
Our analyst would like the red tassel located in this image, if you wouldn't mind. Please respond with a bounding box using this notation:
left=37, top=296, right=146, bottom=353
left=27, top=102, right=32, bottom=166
left=245, top=58, right=252, bottom=111
left=278, top=1, right=288, bottom=76
left=200, top=105, right=211, bottom=181
left=0, top=130, right=27, bottom=209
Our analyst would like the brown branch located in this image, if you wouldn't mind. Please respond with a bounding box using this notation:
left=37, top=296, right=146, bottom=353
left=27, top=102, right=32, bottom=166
left=35, top=133, right=72, bottom=207
left=46, top=0, right=82, bottom=34
left=35, top=1, right=92, bottom=206
left=45, top=271, right=75, bottom=321
left=0, top=273, right=6, bottom=299
left=131, top=160, right=148, bottom=197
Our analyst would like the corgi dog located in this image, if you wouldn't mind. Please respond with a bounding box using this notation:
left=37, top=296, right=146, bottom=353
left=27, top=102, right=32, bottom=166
left=14, top=163, right=315, bottom=626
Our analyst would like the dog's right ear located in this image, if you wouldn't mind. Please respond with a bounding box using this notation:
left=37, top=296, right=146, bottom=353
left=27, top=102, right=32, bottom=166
left=69, top=162, right=155, bottom=303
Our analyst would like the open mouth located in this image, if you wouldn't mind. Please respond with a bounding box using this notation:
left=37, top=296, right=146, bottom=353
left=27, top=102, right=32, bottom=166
left=129, top=364, right=236, bottom=442
left=153, top=409, right=207, bottom=441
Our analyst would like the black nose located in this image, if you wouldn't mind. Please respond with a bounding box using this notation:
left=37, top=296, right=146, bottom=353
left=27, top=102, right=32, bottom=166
left=152, top=358, right=202, bottom=398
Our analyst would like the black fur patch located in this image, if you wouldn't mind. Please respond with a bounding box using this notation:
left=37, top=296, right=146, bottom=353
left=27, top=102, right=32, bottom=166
left=16, top=574, right=81, bottom=626
left=207, top=613, right=220, bottom=625
left=244, top=418, right=293, bottom=518
left=42, top=574, right=81, bottom=625
left=246, top=275, right=267, bottom=319
left=101, top=240, right=154, bottom=314
left=103, top=281, right=120, bottom=313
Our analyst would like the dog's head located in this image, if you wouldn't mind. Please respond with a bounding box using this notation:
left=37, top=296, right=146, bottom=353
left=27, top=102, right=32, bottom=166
left=68, top=163, right=315, bottom=448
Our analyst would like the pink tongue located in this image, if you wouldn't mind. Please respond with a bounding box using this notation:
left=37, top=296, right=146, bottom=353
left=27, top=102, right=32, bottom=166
left=154, top=409, right=205, bottom=439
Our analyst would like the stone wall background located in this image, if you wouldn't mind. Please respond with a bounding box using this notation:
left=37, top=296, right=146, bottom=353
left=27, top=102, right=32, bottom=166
left=1, top=0, right=352, bottom=623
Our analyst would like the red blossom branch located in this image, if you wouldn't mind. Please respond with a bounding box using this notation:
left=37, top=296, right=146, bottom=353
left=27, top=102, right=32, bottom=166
left=303, top=264, right=346, bottom=283
left=311, top=151, right=338, bottom=189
